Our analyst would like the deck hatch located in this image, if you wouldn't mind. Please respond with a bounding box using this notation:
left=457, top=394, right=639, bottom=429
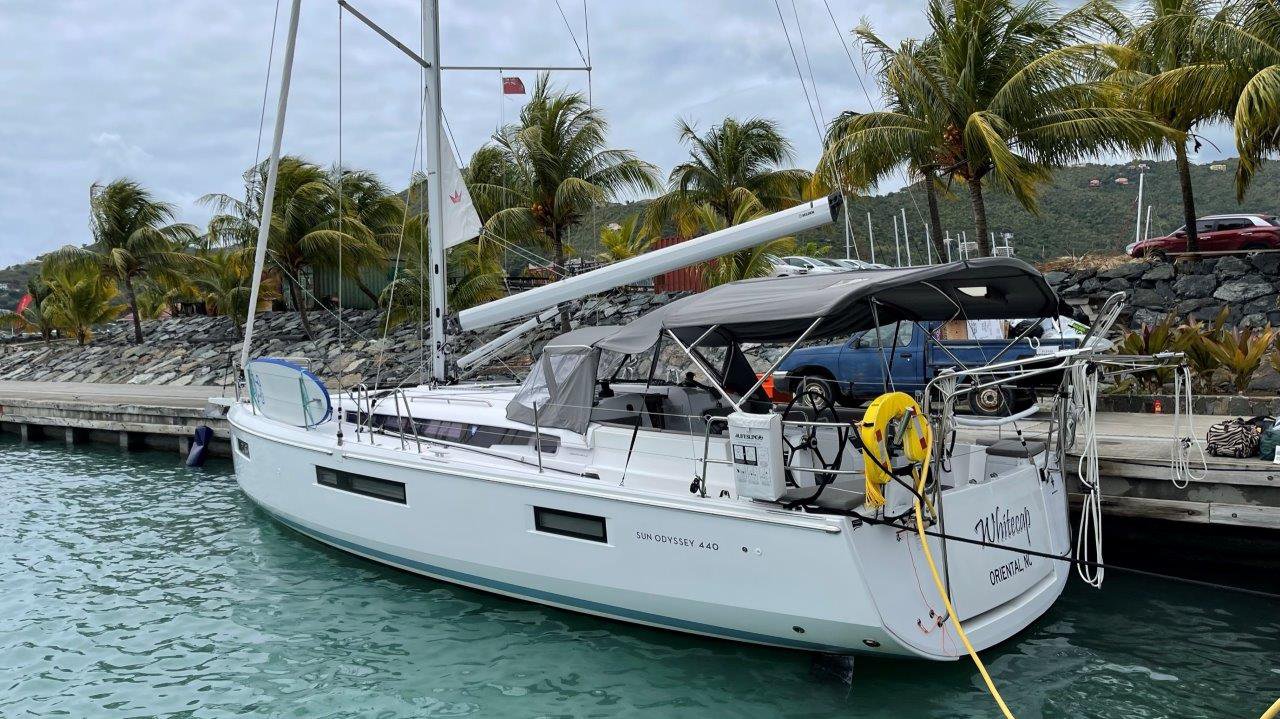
left=534, top=507, right=607, bottom=543
left=316, top=466, right=407, bottom=504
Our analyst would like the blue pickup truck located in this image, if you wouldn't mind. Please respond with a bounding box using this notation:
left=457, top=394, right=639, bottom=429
left=773, top=320, right=1082, bottom=415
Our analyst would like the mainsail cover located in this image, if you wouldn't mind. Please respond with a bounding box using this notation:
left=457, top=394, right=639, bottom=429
left=441, top=149, right=482, bottom=248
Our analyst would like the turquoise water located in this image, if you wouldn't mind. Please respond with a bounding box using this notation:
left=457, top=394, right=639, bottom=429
left=1, top=437, right=1276, bottom=718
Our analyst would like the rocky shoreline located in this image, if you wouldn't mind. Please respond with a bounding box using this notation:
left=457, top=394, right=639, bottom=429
left=0, top=292, right=688, bottom=388
left=1045, top=253, right=1280, bottom=328
left=2, top=255, right=1277, bottom=390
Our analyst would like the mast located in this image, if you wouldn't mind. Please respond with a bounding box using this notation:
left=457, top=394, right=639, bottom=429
left=241, top=0, right=303, bottom=369
left=422, top=0, right=449, bottom=382
left=1134, top=171, right=1145, bottom=249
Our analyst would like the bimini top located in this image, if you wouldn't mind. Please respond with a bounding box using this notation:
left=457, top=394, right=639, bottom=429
left=583, top=257, right=1060, bottom=354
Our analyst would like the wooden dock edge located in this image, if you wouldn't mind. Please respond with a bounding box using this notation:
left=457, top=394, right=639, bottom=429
left=1069, top=493, right=1280, bottom=530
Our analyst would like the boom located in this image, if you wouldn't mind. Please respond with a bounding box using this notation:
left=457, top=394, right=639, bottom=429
left=456, top=193, right=843, bottom=332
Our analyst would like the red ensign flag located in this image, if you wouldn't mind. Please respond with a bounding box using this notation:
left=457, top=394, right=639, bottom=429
left=502, top=76, right=526, bottom=95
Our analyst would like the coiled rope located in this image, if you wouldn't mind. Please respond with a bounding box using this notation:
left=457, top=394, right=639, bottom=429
left=1171, top=364, right=1208, bottom=490
left=1073, top=361, right=1105, bottom=588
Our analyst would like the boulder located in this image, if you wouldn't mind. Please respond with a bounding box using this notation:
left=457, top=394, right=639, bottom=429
left=1098, top=262, right=1148, bottom=280
left=1175, top=297, right=1215, bottom=314
left=1103, top=277, right=1130, bottom=292
left=1131, top=288, right=1167, bottom=308
left=1141, top=263, right=1176, bottom=281
left=1188, top=257, right=1218, bottom=275
left=1173, top=274, right=1216, bottom=298
left=1131, top=308, right=1165, bottom=327
left=1251, top=252, right=1280, bottom=275
left=1215, top=255, right=1252, bottom=279
left=1043, top=271, right=1069, bottom=286
left=1213, top=282, right=1273, bottom=303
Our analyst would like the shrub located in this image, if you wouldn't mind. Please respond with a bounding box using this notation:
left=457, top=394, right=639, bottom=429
left=1203, top=325, right=1276, bottom=393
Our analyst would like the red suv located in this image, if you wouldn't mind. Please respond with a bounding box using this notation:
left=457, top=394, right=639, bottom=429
left=1128, top=213, right=1280, bottom=258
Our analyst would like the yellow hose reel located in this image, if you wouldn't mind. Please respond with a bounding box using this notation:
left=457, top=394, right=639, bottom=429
left=858, top=391, right=932, bottom=508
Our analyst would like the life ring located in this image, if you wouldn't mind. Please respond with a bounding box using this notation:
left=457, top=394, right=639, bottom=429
left=859, top=391, right=932, bottom=507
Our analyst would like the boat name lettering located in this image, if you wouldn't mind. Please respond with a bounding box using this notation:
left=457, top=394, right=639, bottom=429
left=988, top=554, right=1033, bottom=586
left=973, top=505, right=1032, bottom=544
left=635, top=531, right=719, bottom=551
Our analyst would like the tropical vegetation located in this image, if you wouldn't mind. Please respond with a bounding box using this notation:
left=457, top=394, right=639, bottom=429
left=45, top=179, right=198, bottom=343
left=5, top=0, right=1278, bottom=351
left=468, top=74, right=660, bottom=330
left=645, top=117, right=810, bottom=286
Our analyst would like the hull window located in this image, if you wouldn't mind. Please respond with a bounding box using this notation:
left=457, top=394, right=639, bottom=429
left=534, top=507, right=607, bottom=543
left=316, top=466, right=407, bottom=504
left=235, top=437, right=251, bottom=459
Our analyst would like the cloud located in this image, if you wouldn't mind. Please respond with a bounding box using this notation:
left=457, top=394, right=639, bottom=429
left=0, top=0, right=1243, bottom=269
left=90, top=132, right=153, bottom=172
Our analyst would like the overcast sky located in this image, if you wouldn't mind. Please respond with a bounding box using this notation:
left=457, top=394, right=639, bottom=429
left=0, top=0, right=1237, bottom=268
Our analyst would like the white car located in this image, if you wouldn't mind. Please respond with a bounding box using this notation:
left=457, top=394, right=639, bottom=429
left=832, top=258, right=890, bottom=270
left=780, top=256, right=845, bottom=273
left=765, top=254, right=810, bottom=277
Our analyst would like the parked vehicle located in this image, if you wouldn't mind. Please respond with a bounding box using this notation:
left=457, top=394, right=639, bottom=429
left=832, top=258, right=890, bottom=270
left=780, top=255, right=845, bottom=273
left=1127, top=213, right=1280, bottom=258
left=764, top=254, right=811, bottom=277
left=773, top=318, right=1086, bottom=415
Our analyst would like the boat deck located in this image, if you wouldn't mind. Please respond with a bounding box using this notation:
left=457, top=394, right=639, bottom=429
left=0, top=381, right=1277, bottom=529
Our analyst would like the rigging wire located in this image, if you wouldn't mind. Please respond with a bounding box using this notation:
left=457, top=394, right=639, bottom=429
left=251, top=0, right=285, bottom=178
left=818, top=0, right=930, bottom=259
left=553, top=0, right=588, bottom=66
left=771, top=0, right=824, bottom=142
left=337, top=4, right=345, bottom=355
left=582, top=0, right=592, bottom=105
left=820, top=0, right=875, bottom=110
left=789, top=0, right=825, bottom=125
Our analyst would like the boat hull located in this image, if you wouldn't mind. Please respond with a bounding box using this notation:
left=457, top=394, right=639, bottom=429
left=229, top=405, right=1068, bottom=659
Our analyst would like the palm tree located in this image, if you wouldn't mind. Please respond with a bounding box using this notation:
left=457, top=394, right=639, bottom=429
left=191, top=250, right=274, bottom=340
left=821, top=39, right=949, bottom=260
left=0, top=277, right=56, bottom=344
left=1099, top=0, right=1234, bottom=254
left=645, top=117, right=810, bottom=237
left=202, top=157, right=384, bottom=339
left=597, top=215, right=654, bottom=263
left=1135, top=0, right=1280, bottom=209
left=42, top=266, right=123, bottom=346
left=332, top=167, right=404, bottom=303
left=847, top=0, right=1170, bottom=255
left=379, top=241, right=505, bottom=327
left=644, top=117, right=810, bottom=283
left=46, top=179, right=197, bottom=343
left=472, top=74, right=661, bottom=331
left=697, top=190, right=797, bottom=287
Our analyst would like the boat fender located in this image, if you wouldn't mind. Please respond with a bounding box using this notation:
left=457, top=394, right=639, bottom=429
left=858, top=392, right=931, bottom=507
left=185, top=425, right=214, bottom=468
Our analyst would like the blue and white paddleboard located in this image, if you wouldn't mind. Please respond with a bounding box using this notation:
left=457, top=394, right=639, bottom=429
left=246, top=358, right=332, bottom=428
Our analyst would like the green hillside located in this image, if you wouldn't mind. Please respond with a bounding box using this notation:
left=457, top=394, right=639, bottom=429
left=0, top=258, right=41, bottom=311
left=566, top=158, right=1279, bottom=265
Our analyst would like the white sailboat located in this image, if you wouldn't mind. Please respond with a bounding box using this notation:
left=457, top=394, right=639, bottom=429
left=228, top=0, right=1170, bottom=660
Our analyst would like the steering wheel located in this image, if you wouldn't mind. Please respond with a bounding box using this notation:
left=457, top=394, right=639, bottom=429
left=678, top=371, right=716, bottom=393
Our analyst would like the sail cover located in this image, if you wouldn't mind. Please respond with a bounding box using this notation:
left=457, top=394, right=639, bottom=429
left=594, top=258, right=1061, bottom=353
left=441, top=151, right=482, bottom=248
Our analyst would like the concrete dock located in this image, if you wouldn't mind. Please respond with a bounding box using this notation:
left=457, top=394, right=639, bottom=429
left=0, top=381, right=232, bottom=456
